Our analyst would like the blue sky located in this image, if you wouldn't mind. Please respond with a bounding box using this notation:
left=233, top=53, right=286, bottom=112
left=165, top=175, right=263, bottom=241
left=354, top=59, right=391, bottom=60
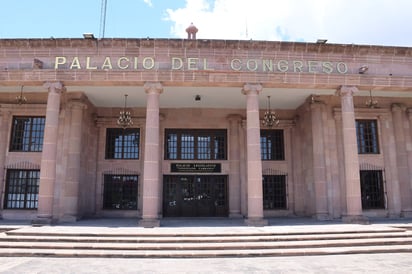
left=0, top=0, right=185, bottom=39
left=1, top=0, right=412, bottom=47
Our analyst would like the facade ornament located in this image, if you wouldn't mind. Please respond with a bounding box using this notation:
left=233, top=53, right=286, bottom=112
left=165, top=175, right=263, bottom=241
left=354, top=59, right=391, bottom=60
left=337, top=85, right=358, bottom=97
left=144, top=82, right=163, bottom=94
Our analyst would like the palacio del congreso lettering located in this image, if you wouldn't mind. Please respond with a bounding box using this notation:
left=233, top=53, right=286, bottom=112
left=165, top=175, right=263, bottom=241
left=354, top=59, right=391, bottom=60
left=1, top=25, right=412, bottom=227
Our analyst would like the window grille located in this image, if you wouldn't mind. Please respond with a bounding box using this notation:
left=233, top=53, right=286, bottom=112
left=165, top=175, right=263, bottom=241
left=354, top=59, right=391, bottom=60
left=260, top=129, right=285, bottom=160
left=165, top=129, right=227, bottom=160
left=356, top=120, right=379, bottom=154
left=360, top=170, right=385, bottom=209
left=262, top=175, right=287, bottom=209
left=10, top=116, right=45, bottom=152
left=103, top=174, right=138, bottom=210
left=105, top=128, right=139, bottom=159
left=4, top=169, right=40, bottom=209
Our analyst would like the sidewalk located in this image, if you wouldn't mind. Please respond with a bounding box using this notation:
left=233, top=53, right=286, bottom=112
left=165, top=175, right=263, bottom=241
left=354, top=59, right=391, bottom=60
left=0, top=253, right=411, bottom=273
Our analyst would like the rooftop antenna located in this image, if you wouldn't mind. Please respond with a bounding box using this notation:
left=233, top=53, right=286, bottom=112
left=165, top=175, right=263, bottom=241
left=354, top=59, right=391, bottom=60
left=245, top=17, right=249, bottom=39
left=99, top=0, right=107, bottom=38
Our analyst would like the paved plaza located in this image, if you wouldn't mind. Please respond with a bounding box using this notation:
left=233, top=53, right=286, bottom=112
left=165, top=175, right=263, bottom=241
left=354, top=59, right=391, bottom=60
left=0, top=253, right=411, bottom=273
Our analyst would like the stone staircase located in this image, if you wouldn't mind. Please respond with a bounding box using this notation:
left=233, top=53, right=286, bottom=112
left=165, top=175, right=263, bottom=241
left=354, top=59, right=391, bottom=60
left=0, top=223, right=412, bottom=257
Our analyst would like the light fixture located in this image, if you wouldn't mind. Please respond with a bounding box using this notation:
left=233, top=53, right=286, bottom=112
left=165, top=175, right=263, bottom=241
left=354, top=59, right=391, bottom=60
left=359, top=65, right=369, bottom=74
left=16, top=85, right=27, bottom=105
left=83, top=33, right=95, bottom=39
left=262, top=96, right=279, bottom=127
left=316, top=39, right=328, bottom=44
left=365, top=90, right=378, bottom=108
left=117, top=94, right=133, bottom=128
left=195, top=95, right=201, bottom=101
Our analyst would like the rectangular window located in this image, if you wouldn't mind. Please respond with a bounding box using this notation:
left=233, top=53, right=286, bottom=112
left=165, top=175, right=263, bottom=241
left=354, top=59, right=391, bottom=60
left=356, top=120, right=379, bottom=154
left=4, top=169, right=40, bottom=209
left=105, top=128, right=139, bottom=159
left=10, top=116, right=45, bottom=152
left=360, top=170, right=385, bottom=209
left=197, top=135, right=211, bottom=160
left=263, top=175, right=287, bottom=209
left=165, top=129, right=227, bottom=160
left=103, top=174, right=138, bottom=210
left=181, top=133, right=195, bottom=160
left=260, top=130, right=285, bottom=160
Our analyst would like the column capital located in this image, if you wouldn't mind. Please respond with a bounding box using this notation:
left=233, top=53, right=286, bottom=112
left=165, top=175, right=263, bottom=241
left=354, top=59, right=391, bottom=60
left=310, top=101, right=324, bottom=110
left=337, top=85, right=358, bottom=97
left=407, top=108, right=412, bottom=118
left=241, top=83, right=262, bottom=95
left=67, top=100, right=88, bottom=110
left=227, top=114, right=243, bottom=122
left=377, top=113, right=391, bottom=121
left=309, top=94, right=325, bottom=106
left=43, top=81, right=64, bottom=93
left=293, top=115, right=300, bottom=124
left=0, top=108, right=11, bottom=117
left=391, top=103, right=406, bottom=112
left=144, top=82, right=163, bottom=94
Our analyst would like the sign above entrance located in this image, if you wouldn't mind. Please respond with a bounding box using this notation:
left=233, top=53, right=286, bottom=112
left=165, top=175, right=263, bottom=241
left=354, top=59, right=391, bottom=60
left=52, top=56, right=348, bottom=74
left=171, top=163, right=221, bottom=173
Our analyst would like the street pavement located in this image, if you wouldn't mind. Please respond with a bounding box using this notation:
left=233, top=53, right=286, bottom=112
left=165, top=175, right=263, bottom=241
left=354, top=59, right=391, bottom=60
left=0, top=254, right=411, bottom=273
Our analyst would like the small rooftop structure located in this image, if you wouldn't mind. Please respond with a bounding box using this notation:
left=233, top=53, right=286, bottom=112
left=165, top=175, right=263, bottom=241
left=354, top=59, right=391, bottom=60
left=186, top=23, right=198, bottom=40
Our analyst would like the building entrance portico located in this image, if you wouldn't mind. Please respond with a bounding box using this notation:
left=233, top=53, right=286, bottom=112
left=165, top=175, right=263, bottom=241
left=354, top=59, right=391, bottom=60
left=1, top=37, right=412, bottom=226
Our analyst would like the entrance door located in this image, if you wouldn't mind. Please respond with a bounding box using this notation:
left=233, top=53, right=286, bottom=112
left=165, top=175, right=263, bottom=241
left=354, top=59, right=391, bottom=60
left=163, top=175, right=228, bottom=217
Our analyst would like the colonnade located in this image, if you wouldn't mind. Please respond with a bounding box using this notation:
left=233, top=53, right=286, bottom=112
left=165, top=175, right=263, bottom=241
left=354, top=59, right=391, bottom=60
left=24, top=82, right=382, bottom=226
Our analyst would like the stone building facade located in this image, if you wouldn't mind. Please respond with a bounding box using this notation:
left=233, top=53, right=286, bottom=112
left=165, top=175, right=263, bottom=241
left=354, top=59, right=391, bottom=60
left=0, top=35, right=412, bottom=226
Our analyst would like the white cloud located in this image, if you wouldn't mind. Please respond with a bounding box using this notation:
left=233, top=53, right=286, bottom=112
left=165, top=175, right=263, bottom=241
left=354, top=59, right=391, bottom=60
left=143, top=0, right=153, bottom=7
left=165, top=0, right=412, bottom=46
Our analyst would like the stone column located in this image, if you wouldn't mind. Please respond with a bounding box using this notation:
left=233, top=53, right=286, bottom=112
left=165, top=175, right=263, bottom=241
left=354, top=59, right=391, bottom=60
left=380, top=112, right=402, bottom=217
left=33, top=81, right=63, bottom=225
left=63, top=101, right=87, bottom=222
left=0, top=109, right=11, bottom=218
left=94, top=124, right=106, bottom=215
left=138, top=82, right=163, bottom=228
left=333, top=110, right=347, bottom=217
left=227, top=114, right=242, bottom=217
left=239, top=119, right=247, bottom=216
left=291, top=117, right=305, bottom=215
left=405, top=108, right=412, bottom=217
left=242, top=84, right=267, bottom=226
left=310, top=102, right=329, bottom=219
left=337, top=86, right=367, bottom=223
left=391, top=104, right=412, bottom=216
left=284, top=127, right=295, bottom=213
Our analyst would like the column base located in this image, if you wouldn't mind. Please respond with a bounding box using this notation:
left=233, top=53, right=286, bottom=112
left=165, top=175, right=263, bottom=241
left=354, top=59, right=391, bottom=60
left=229, top=213, right=243, bottom=218
left=244, top=217, right=268, bottom=226
left=388, top=212, right=401, bottom=218
left=342, top=215, right=369, bottom=225
left=313, top=213, right=331, bottom=221
left=60, top=215, right=80, bottom=223
left=401, top=210, right=412, bottom=218
left=31, top=217, right=55, bottom=226
left=138, top=218, right=160, bottom=228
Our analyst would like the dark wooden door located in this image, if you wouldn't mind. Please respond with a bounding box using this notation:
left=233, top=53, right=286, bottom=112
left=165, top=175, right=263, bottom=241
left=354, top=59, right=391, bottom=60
left=163, top=175, right=228, bottom=217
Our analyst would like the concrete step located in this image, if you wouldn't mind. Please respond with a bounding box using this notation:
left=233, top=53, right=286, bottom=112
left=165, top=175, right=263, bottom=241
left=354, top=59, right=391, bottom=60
left=1, top=223, right=411, bottom=258
left=5, top=227, right=405, bottom=237
left=0, top=237, right=412, bottom=250
left=1, top=231, right=412, bottom=243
